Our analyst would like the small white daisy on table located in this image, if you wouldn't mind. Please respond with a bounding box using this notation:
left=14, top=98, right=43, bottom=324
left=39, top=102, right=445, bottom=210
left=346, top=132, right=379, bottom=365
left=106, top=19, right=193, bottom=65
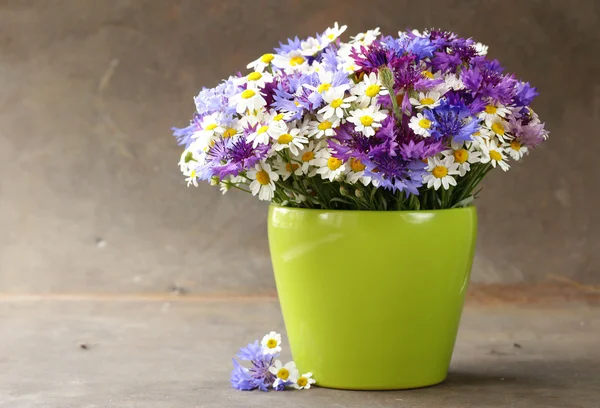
left=246, top=53, right=275, bottom=72
left=442, top=141, right=482, bottom=177
left=260, top=331, right=282, bottom=354
left=272, top=127, right=308, bottom=156
left=351, top=72, right=389, bottom=106
left=424, top=156, right=460, bottom=190
left=294, top=372, right=316, bottom=390
left=247, top=163, right=279, bottom=201
left=480, top=140, right=510, bottom=171
left=347, top=105, right=388, bottom=137
left=269, top=360, right=299, bottom=388
left=318, top=87, right=356, bottom=120
left=409, top=91, right=443, bottom=110
left=408, top=112, right=433, bottom=137
left=231, top=88, right=267, bottom=114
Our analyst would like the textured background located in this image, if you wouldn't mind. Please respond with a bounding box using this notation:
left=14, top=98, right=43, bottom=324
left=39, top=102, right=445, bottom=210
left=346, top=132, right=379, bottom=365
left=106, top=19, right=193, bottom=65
left=0, top=0, right=598, bottom=295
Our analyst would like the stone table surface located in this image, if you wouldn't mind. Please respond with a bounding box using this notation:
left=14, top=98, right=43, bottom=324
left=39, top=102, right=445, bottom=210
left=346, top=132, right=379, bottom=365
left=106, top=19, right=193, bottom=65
left=1, top=292, right=599, bottom=408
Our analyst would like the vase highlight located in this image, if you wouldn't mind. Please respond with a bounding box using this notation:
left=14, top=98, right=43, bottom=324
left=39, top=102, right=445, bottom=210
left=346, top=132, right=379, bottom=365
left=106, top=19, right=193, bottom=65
left=268, top=205, right=477, bottom=390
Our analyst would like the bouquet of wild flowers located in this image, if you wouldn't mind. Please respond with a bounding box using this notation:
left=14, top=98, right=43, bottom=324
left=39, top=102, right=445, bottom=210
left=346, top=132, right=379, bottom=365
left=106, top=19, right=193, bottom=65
left=173, top=24, right=548, bottom=210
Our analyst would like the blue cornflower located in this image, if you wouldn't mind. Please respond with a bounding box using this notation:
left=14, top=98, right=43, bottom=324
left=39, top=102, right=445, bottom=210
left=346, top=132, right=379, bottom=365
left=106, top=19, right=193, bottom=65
left=423, top=100, right=480, bottom=142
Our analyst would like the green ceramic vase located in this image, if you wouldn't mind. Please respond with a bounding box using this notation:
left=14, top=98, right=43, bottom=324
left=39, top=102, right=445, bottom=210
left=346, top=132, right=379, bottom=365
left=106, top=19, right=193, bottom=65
left=267, top=205, right=477, bottom=390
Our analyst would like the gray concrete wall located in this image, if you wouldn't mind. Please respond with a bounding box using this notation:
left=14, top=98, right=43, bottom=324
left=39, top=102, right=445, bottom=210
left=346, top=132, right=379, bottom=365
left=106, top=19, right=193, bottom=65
left=0, top=0, right=598, bottom=294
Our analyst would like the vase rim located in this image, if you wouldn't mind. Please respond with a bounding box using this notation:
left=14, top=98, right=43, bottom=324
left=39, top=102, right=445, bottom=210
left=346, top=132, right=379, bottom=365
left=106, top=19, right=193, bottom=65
left=269, top=204, right=476, bottom=215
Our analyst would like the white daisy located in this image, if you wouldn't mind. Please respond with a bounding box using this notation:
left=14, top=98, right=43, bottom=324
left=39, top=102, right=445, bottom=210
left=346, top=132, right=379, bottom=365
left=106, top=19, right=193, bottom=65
left=294, top=372, right=316, bottom=390
left=247, top=163, right=279, bottom=201
left=350, top=28, right=381, bottom=46
left=424, top=156, right=460, bottom=190
left=246, top=53, right=275, bottom=72
left=347, top=105, right=388, bottom=137
left=474, top=42, right=489, bottom=56
left=274, top=155, right=303, bottom=180
left=480, top=141, right=510, bottom=171
left=479, top=104, right=510, bottom=127
left=237, top=70, right=274, bottom=90
left=408, top=113, right=433, bottom=137
left=314, top=70, right=348, bottom=94
left=318, top=87, right=356, bottom=120
left=231, top=88, right=267, bottom=114
left=346, top=158, right=371, bottom=186
left=442, top=141, right=482, bottom=177
left=323, top=22, right=347, bottom=43
left=269, top=360, right=299, bottom=386
left=352, top=72, right=389, bottom=107
left=260, top=331, right=282, bottom=354
left=273, top=50, right=308, bottom=73
left=272, top=127, right=308, bottom=156
left=503, top=139, right=528, bottom=160
left=308, top=115, right=340, bottom=139
left=409, top=91, right=442, bottom=110
left=246, top=120, right=286, bottom=147
left=484, top=117, right=511, bottom=142
left=315, top=149, right=346, bottom=181
left=296, top=140, right=325, bottom=175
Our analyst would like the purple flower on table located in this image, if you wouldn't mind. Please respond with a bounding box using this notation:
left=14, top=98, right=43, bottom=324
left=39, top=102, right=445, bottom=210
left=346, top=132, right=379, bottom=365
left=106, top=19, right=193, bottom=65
left=423, top=100, right=480, bottom=142
left=231, top=340, right=277, bottom=392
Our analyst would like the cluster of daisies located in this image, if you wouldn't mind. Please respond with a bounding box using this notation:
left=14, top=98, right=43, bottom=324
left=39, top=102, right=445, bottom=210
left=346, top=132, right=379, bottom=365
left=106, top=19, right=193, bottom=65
left=231, top=331, right=315, bottom=391
left=173, top=24, right=548, bottom=210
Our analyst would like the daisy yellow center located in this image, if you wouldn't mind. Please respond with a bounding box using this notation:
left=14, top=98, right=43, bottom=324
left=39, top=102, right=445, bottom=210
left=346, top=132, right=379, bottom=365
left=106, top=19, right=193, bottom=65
left=453, top=149, right=469, bottom=164
left=256, top=170, right=270, bottom=185
left=273, top=113, right=285, bottom=121
left=302, top=151, right=315, bottom=162
left=285, top=162, right=300, bottom=173
left=297, top=377, right=308, bottom=387
left=473, top=131, right=481, bottom=136
left=420, top=97, right=435, bottom=105
left=204, top=123, right=217, bottom=131
left=365, top=84, right=381, bottom=98
left=330, top=98, right=343, bottom=108
left=317, top=83, right=332, bottom=93
left=432, top=165, right=448, bottom=179
left=418, top=118, right=432, bottom=129
left=223, top=128, right=237, bottom=138
left=290, top=56, right=305, bottom=66
left=277, top=368, right=290, bottom=380
left=422, top=70, right=435, bottom=79
left=350, top=158, right=366, bottom=172
left=190, top=169, right=196, bottom=178
left=241, top=89, right=256, bottom=99
left=257, top=125, right=269, bottom=134
left=266, top=338, right=278, bottom=349
left=327, top=157, right=342, bottom=170
left=489, top=150, right=502, bottom=161
left=278, top=134, right=293, bottom=144
left=510, top=140, right=522, bottom=151
left=318, top=121, right=332, bottom=130
left=327, top=33, right=335, bottom=40
left=294, top=100, right=300, bottom=106
left=360, top=115, right=374, bottom=127
left=485, top=105, right=498, bottom=114
left=491, top=122, right=505, bottom=136
left=247, top=72, right=262, bottom=81
left=260, top=53, right=274, bottom=63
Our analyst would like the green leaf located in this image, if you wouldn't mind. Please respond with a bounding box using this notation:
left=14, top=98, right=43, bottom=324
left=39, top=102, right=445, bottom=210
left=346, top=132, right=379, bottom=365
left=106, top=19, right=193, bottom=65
left=451, top=195, right=475, bottom=208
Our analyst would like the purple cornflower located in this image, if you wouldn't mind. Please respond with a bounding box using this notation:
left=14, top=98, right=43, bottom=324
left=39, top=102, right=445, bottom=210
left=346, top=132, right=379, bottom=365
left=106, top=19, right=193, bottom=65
left=206, top=137, right=269, bottom=179
left=231, top=341, right=277, bottom=392
left=352, top=41, right=396, bottom=73
left=275, top=36, right=302, bottom=54
left=171, top=113, right=201, bottom=148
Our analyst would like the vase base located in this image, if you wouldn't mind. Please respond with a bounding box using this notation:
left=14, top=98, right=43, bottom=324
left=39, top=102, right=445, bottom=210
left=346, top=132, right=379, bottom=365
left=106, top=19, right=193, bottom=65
left=314, top=375, right=447, bottom=391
